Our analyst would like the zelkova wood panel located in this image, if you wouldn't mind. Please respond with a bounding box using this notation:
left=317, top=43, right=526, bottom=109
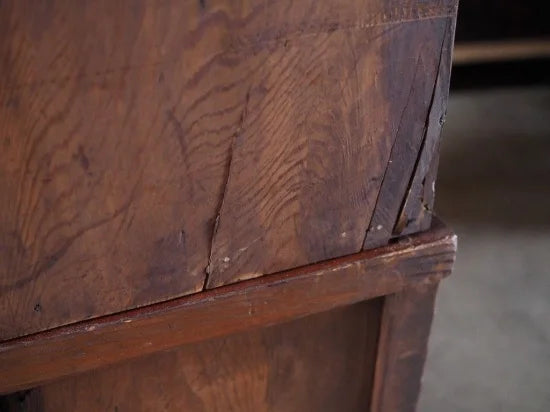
left=3, top=301, right=383, bottom=412
left=0, top=0, right=457, bottom=339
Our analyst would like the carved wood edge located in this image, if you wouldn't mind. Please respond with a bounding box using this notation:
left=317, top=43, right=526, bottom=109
left=0, top=218, right=456, bottom=394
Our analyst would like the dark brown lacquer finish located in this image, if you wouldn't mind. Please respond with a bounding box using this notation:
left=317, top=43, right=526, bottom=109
left=0, top=0, right=457, bottom=340
left=2, top=302, right=383, bottom=412
left=0, top=222, right=456, bottom=395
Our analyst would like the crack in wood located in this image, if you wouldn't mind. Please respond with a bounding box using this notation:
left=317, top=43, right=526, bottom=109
left=393, top=18, right=452, bottom=236
left=361, top=54, right=423, bottom=251
left=204, top=88, right=251, bottom=290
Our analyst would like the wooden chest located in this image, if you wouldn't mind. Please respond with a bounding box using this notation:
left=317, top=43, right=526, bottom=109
left=0, top=0, right=458, bottom=410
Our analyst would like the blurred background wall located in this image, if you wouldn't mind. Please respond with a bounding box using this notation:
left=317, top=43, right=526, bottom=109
left=418, top=1, right=550, bottom=410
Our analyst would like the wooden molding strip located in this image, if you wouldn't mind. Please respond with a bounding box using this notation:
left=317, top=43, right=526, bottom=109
left=0, top=220, right=456, bottom=394
left=453, top=38, right=550, bottom=65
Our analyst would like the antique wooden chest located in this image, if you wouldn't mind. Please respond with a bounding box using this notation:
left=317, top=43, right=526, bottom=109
left=0, top=1, right=458, bottom=410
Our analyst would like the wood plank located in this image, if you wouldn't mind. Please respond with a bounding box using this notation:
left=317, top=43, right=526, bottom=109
left=453, top=39, right=550, bottom=65
left=362, top=15, right=456, bottom=248
left=0, top=221, right=456, bottom=394
left=2, top=301, right=383, bottom=411
left=370, top=283, right=439, bottom=412
left=393, top=16, right=456, bottom=238
left=0, top=0, right=458, bottom=340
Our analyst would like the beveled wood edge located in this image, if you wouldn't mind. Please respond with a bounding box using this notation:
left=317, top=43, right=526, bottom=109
left=0, top=218, right=456, bottom=394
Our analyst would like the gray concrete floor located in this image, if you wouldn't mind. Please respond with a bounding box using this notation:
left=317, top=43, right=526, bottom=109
left=418, top=87, right=550, bottom=411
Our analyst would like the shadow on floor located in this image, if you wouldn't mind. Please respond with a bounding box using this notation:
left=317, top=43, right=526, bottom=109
left=418, top=87, right=550, bottom=412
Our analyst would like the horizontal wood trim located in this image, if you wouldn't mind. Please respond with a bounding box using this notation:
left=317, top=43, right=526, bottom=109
left=0, top=220, right=456, bottom=394
left=453, top=38, right=550, bottom=65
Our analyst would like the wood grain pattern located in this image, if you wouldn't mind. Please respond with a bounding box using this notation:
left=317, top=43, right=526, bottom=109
left=393, top=16, right=456, bottom=238
left=206, top=9, right=458, bottom=287
left=0, top=0, right=458, bottom=340
left=1, top=301, right=382, bottom=412
left=362, top=15, right=456, bottom=248
left=370, top=283, right=439, bottom=412
left=0, top=221, right=456, bottom=395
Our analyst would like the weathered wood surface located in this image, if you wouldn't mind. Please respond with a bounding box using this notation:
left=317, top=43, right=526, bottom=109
left=1, top=301, right=383, bottom=412
left=370, top=283, right=439, bottom=412
left=0, top=0, right=458, bottom=340
left=362, top=14, right=455, bottom=247
left=0, top=222, right=456, bottom=395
